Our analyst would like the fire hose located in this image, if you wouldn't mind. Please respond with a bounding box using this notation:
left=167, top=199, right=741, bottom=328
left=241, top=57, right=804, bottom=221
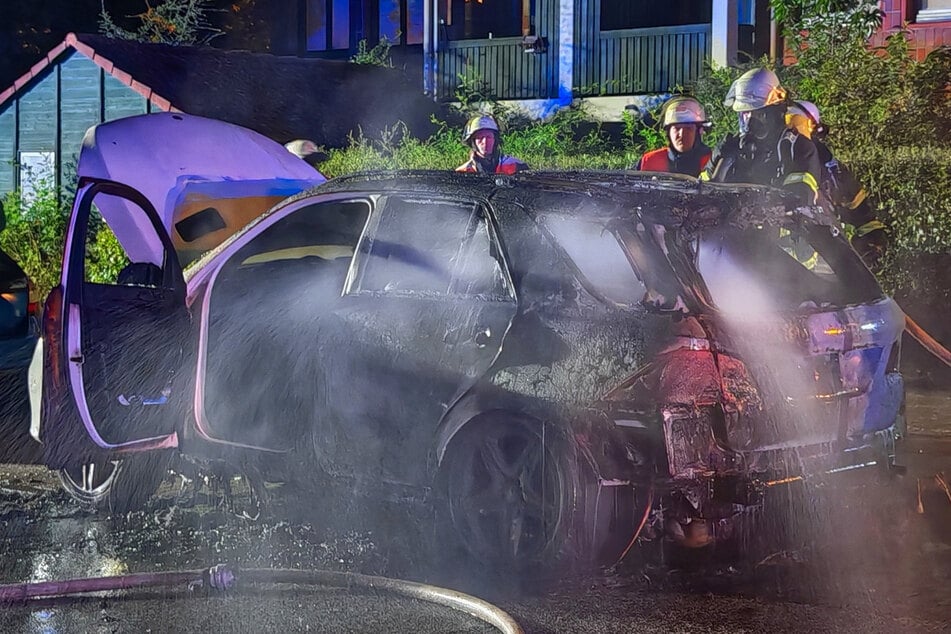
left=0, top=565, right=524, bottom=634
left=905, top=315, right=951, bottom=367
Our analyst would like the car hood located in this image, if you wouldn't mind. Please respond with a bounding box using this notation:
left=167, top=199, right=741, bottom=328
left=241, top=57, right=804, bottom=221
left=77, top=112, right=326, bottom=248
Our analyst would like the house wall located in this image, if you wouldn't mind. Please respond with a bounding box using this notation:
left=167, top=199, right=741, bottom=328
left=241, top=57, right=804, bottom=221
left=0, top=107, right=14, bottom=194
left=871, top=0, right=951, bottom=59
left=0, top=51, right=150, bottom=198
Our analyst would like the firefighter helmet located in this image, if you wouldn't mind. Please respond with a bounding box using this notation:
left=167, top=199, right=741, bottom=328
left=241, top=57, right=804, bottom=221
left=661, top=96, right=710, bottom=128
left=463, top=115, right=501, bottom=145
left=788, top=100, right=821, bottom=124
left=723, top=68, right=784, bottom=112
left=786, top=100, right=827, bottom=140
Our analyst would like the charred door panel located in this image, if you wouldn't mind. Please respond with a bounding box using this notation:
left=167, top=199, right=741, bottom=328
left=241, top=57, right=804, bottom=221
left=325, top=195, right=517, bottom=484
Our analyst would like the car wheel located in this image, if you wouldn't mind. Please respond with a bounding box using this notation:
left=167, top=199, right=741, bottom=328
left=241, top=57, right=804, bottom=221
left=58, top=454, right=169, bottom=514
left=440, top=416, right=579, bottom=574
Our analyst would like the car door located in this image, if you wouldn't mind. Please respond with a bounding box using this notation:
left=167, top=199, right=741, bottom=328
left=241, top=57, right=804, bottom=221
left=325, top=194, right=518, bottom=484
left=54, top=180, right=190, bottom=454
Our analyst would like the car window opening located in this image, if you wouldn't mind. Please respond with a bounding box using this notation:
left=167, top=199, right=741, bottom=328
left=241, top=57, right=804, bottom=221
left=352, top=197, right=512, bottom=301
left=202, top=199, right=372, bottom=446
left=538, top=214, right=649, bottom=309
left=697, top=224, right=884, bottom=316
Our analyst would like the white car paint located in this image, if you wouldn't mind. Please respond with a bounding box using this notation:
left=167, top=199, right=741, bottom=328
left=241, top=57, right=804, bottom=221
left=77, top=112, right=326, bottom=267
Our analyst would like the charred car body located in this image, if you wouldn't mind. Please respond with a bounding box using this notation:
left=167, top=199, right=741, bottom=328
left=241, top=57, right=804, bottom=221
left=29, top=114, right=905, bottom=571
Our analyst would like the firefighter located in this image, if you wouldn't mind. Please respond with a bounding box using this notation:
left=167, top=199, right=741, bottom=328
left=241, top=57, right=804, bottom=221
left=786, top=100, right=888, bottom=265
left=456, top=115, right=528, bottom=174
left=705, top=68, right=822, bottom=207
left=633, top=96, right=712, bottom=177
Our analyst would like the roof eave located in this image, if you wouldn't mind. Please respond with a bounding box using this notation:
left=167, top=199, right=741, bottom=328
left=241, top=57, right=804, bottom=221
left=0, top=32, right=180, bottom=113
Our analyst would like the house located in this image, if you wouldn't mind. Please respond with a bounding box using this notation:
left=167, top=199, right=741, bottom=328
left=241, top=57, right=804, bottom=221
left=273, top=0, right=770, bottom=113
left=870, top=0, right=951, bottom=59
left=0, top=32, right=439, bottom=198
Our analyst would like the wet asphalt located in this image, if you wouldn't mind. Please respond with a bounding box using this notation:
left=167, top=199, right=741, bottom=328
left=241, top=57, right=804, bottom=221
left=0, top=388, right=946, bottom=633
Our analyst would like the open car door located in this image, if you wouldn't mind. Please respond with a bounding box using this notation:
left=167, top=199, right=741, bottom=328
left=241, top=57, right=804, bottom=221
left=54, top=180, right=190, bottom=456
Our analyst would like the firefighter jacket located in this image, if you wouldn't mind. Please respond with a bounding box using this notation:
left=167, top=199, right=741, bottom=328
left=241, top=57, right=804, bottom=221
left=634, top=142, right=711, bottom=178
left=456, top=153, right=528, bottom=175
left=704, top=128, right=822, bottom=206
left=814, top=140, right=884, bottom=239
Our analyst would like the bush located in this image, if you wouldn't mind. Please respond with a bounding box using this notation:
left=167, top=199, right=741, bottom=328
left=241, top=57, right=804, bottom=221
left=0, top=180, right=69, bottom=299
left=1, top=180, right=126, bottom=301
left=320, top=104, right=639, bottom=177
left=844, top=146, right=951, bottom=256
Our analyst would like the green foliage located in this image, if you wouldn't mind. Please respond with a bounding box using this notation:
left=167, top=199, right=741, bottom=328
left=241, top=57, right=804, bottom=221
left=789, top=34, right=951, bottom=151
left=99, top=0, right=223, bottom=45
left=769, top=0, right=884, bottom=42
left=0, top=180, right=68, bottom=299
left=454, top=69, right=497, bottom=112
left=0, top=180, right=128, bottom=300
left=84, top=212, right=131, bottom=285
left=319, top=104, right=636, bottom=177
left=350, top=37, right=396, bottom=67
left=845, top=146, right=951, bottom=256
left=622, top=106, right=667, bottom=154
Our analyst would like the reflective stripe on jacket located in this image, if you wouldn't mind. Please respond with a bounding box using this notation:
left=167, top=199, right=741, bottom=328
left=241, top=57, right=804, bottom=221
left=455, top=154, right=528, bottom=174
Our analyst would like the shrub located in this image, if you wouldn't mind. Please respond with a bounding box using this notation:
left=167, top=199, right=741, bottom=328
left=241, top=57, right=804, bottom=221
left=1, top=179, right=127, bottom=300
left=0, top=179, right=69, bottom=299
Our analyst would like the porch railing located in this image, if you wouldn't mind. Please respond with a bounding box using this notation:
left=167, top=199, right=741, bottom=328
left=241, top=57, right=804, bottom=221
left=436, top=23, right=711, bottom=102
left=588, top=24, right=711, bottom=96
left=436, top=37, right=556, bottom=101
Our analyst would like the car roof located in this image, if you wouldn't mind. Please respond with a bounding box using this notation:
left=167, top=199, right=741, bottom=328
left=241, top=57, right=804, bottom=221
left=185, top=169, right=831, bottom=279
left=314, top=169, right=813, bottom=229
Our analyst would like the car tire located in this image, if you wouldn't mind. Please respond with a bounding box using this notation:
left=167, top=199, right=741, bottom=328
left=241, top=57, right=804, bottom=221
left=437, top=414, right=581, bottom=577
left=58, top=453, right=170, bottom=515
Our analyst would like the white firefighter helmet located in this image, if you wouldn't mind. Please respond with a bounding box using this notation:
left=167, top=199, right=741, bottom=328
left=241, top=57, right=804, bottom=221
left=463, top=115, right=500, bottom=144
left=788, top=100, right=821, bottom=124
left=285, top=139, right=320, bottom=159
left=662, top=96, right=710, bottom=128
left=723, top=68, right=783, bottom=112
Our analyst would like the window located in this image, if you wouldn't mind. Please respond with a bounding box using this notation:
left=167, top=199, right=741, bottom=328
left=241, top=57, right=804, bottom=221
left=83, top=195, right=158, bottom=288
left=443, top=0, right=531, bottom=40
left=696, top=225, right=882, bottom=316
left=18, top=151, right=55, bottom=206
left=380, top=0, right=424, bottom=44
left=917, top=0, right=951, bottom=22
left=306, top=0, right=350, bottom=51
left=539, top=215, right=648, bottom=309
left=600, top=0, right=710, bottom=31
left=226, top=199, right=370, bottom=273
left=351, top=196, right=510, bottom=299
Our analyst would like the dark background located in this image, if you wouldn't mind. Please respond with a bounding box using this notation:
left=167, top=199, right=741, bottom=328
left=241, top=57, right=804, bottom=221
left=0, top=0, right=271, bottom=90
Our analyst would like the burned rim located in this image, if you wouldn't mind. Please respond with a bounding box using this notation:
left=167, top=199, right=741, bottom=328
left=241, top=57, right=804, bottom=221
left=443, top=418, right=575, bottom=570
left=58, top=460, right=119, bottom=508
left=58, top=455, right=168, bottom=514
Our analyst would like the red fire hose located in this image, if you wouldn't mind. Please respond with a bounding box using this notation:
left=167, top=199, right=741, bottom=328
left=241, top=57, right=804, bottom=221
left=0, top=565, right=524, bottom=634
left=905, top=315, right=951, bottom=367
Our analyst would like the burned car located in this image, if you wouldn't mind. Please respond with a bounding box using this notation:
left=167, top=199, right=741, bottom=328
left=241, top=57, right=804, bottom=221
left=29, top=114, right=905, bottom=572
